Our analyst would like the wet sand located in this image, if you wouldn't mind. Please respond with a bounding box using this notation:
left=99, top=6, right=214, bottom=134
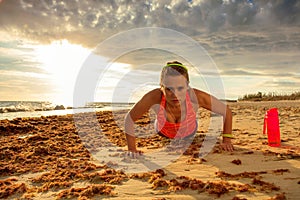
left=0, top=101, right=299, bottom=200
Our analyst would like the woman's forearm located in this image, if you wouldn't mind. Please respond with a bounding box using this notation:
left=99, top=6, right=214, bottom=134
left=125, top=133, right=137, bottom=151
left=124, top=113, right=137, bottom=152
left=223, top=105, right=232, bottom=134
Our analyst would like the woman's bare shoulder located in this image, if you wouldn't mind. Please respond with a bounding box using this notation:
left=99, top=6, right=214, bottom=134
left=129, top=88, right=162, bottom=115
left=190, top=88, right=207, bottom=95
left=188, top=88, right=210, bottom=105
left=140, top=88, right=162, bottom=103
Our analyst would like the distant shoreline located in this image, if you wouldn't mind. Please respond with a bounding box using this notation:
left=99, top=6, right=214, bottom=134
left=237, top=91, right=300, bottom=102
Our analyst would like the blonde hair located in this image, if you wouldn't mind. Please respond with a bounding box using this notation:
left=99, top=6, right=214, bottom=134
left=160, top=61, right=189, bottom=86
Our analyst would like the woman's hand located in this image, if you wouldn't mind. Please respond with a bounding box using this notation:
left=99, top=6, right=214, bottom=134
left=220, top=137, right=234, bottom=152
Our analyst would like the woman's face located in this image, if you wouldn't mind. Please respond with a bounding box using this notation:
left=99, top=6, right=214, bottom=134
left=161, top=75, right=188, bottom=106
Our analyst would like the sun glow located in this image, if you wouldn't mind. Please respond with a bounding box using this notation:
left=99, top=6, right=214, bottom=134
left=34, top=40, right=91, bottom=106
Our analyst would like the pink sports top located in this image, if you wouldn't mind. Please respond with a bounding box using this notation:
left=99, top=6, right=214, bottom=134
left=156, top=92, right=197, bottom=139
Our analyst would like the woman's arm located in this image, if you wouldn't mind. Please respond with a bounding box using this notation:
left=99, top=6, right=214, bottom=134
left=125, top=89, right=161, bottom=152
left=193, top=89, right=234, bottom=151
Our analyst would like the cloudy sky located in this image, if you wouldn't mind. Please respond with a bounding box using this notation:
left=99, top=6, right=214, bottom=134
left=0, top=0, right=299, bottom=105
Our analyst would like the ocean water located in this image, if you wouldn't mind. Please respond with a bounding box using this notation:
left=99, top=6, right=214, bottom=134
left=0, top=101, right=133, bottom=120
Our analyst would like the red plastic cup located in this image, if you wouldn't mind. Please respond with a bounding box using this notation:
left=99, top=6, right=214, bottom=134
left=263, top=108, right=281, bottom=147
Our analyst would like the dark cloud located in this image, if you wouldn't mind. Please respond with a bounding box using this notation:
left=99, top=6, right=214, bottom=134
left=0, top=0, right=300, bottom=47
left=223, top=69, right=262, bottom=76
left=261, top=79, right=299, bottom=88
left=223, top=69, right=297, bottom=78
left=0, top=40, right=45, bottom=72
left=258, top=0, right=300, bottom=25
left=0, top=0, right=299, bottom=97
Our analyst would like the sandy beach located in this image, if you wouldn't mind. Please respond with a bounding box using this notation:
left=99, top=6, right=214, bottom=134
left=0, top=100, right=299, bottom=200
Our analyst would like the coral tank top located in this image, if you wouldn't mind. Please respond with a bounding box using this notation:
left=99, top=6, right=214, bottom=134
left=156, top=92, right=197, bottom=139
